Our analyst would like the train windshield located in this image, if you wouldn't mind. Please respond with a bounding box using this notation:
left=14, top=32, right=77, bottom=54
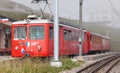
left=29, top=26, right=44, bottom=40
left=14, top=27, right=26, bottom=40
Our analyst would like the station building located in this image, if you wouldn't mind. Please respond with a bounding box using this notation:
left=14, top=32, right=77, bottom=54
left=0, top=16, right=12, bottom=53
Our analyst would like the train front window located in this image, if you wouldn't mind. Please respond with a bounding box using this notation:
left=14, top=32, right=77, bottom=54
left=14, top=27, right=26, bottom=40
left=30, top=26, right=44, bottom=40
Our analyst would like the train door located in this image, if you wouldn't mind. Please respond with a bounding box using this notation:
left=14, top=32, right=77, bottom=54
left=48, top=25, right=64, bottom=56
left=82, top=32, right=88, bottom=54
left=63, top=28, right=69, bottom=55
left=86, top=32, right=91, bottom=53
left=82, top=32, right=90, bottom=54
left=59, top=26, right=64, bottom=55
left=49, top=26, right=54, bottom=56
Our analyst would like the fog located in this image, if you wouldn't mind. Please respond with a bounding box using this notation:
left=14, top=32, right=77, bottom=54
left=10, top=0, right=120, bottom=28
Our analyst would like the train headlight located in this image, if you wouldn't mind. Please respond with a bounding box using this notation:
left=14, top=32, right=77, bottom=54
left=15, top=46, right=19, bottom=51
left=37, top=45, right=41, bottom=51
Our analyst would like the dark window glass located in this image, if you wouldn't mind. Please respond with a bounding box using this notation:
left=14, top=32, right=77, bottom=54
left=30, top=26, right=44, bottom=40
left=14, top=27, right=26, bottom=40
left=68, top=30, right=72, bottom=40
left=76, top=32, right=79, bottom=41
left=64, top=29, right=67, bottom=40
left=71, top=31, right=75, bottom=40
left=90, top=35, right=92, bottom=42
left=49, top=26, right=53, bottom=39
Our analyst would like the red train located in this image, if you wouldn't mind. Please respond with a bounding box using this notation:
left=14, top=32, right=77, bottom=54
left=11, top=15, right=110, bottom=57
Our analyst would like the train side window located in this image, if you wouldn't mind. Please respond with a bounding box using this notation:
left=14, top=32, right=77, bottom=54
left=96, top=36, right=98, bottom=43
left=96, top=36, right=97, bottom=43
left=74, top=32, right=76, bottom=40
left=76, top=32, right=79, bottom=41
left=68, top=30, right=72, bottom=40
left=98, top=37, right=99, bottom=43
left=90, top=35, right=92, bottom=42
left=91, top=35, right=93, bottom=42
left=71, top=31, right=75, bottom=40
left=93, top=35, right=94, bottom=43
left=64, top=29, right=67, bottom=40
left=94, top=35, right=96, bottom=43
left=95, top=36, right=96, bottom=43
left=49, top=26, right=53, bottom=39
left=98, top=37, right=100, bottom=43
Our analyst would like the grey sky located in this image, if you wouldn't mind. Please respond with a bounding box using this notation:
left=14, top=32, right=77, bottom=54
left=10, top=0, right=79, bottom=19
left=10, top=0, right=120, bottom=24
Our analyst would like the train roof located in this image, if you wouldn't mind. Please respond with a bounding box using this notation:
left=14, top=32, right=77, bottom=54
left=12, top=19, right=53, bottom=24
left=12, top=17, right=81, bottom=30
left=90, top=32, right=110, bottom=39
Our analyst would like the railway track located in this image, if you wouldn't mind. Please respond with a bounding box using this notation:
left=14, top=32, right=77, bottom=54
left=109, top=59, right=120, bottom=73
left=77, top=53, right=120, bottom=73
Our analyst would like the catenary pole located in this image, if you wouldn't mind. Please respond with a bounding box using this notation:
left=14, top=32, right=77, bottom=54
left=54, top=0, right=59, bottom=62
left=79, top=0, right=83, bottom=56
left=50, top=0, right=62, bottom=67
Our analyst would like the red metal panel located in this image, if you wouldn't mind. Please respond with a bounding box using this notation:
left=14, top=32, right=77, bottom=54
left=11, top=23, right=50, bottom=57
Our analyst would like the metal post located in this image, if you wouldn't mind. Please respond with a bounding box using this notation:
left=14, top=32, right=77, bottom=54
left=106, top=24, right=109, bottom=37
left=79, top=0, right=83, bottom=57
left=54, top=0, right=59, bottom=61
left=51, top=0, right=62, bottom=67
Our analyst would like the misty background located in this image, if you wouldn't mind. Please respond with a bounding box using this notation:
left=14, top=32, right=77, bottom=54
left=10, top=0, right=120, bottom=29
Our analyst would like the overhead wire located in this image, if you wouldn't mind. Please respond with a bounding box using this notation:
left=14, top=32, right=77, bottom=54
left=31, top=0, right=79, bottom=19
left=37, top=3, right=45, bottom=18
left=48, top=0, right=79, bottom=19
left=108, top=0, right=120, bottom=18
